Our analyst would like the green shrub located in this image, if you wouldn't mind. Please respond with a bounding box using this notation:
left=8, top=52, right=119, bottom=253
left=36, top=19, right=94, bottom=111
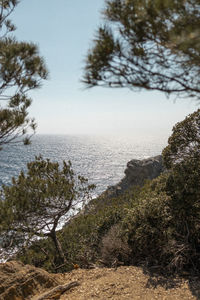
left=121, top=175, right=173, bottom=269
left=120, top=171, right=200, bottom=273
left=163, top=109, right=200, bottom=213
left=59, top=199, right=127, bottom=270
left=162, top=109, right=200, bottom=272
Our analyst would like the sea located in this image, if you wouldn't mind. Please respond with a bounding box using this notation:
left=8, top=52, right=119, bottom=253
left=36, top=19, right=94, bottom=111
left=0, top=134, right=168, bottom=196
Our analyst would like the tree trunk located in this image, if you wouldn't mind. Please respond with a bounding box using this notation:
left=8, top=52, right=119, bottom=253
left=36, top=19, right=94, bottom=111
left=34, top=281, right=79, bottom=300
left=49, top=230, right=67, bottom=264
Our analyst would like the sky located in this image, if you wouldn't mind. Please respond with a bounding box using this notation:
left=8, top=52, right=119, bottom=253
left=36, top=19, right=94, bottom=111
left=11, top=0, right=197, bottom=138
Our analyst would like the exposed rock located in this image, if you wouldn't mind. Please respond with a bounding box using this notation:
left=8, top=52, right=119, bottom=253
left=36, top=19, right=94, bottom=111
left=105, top=155, right=164, bottom=197
left=0, top=261, right=62, bottom=300
left=120, top=154, right=163, bottom=187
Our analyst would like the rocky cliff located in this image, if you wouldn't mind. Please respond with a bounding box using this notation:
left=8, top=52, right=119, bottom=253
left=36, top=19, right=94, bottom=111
left=105, top=155, right=164, bottom=197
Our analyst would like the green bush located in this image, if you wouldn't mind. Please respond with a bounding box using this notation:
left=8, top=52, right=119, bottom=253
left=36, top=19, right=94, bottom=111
left=59, top=197, right=128, bottom=270
left=163, top=109, right=200, bottom=214
left=121, top=175, right=173, bottom=269
left=118, top=171, right=200, bottom=273
left=162, top=109, right=200, bottom=272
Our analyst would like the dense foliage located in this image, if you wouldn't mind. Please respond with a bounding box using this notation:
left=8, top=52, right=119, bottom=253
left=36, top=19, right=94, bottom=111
left=83, top=0, right=200, bottom=100
left=163, top=109, right=200, bottom=220
left=17, top=192, right=128, bottom=272
left=0, top=0, right=48, bottom=148
left=15, top=176, right=171, bottom=272
left=162, top=110, right=200, bottom=272
left=16, top=153, right=200, bottom=274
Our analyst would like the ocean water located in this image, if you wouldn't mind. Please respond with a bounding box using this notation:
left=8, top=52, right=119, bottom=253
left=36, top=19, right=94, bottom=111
left=0, top=134, right=168, bottom=195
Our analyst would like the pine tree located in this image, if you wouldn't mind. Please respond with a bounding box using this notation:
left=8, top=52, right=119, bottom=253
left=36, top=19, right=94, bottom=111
left=83, top=0, right=200, bottom=100
left=0, top=156, right=95, bottom=263
left=0, top=0, right=48, bottom=148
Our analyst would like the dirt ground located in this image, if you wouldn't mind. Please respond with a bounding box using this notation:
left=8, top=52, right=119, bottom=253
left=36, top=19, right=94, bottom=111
left=1, top=261, right=200, bottom=300
left=60, top=266, right=200, bottom=300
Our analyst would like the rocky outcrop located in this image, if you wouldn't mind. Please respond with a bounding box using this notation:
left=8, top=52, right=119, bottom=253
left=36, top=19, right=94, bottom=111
left=0, top=261, right=62, bottom=300
left=105, top=155, right=164, bottom=197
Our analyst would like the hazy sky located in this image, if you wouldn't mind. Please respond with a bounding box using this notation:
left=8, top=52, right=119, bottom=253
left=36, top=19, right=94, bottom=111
left=12, top=0, right=197, bottom=138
